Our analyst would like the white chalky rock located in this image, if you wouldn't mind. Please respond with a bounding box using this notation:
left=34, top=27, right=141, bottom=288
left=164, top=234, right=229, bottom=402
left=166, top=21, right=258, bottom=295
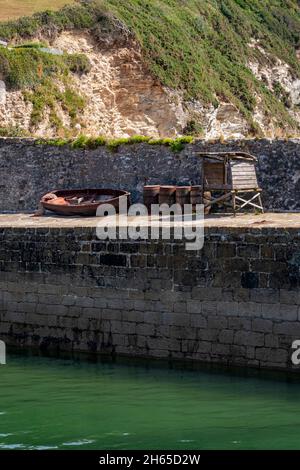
left=0, top=81, right=6, bottom=105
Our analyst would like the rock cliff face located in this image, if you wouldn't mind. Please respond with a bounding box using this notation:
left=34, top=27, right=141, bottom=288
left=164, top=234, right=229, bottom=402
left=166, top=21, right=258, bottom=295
left=0, top=31, right=299, bottom=139
left=0, top=31, right=188, bottom=138
left=248, top=41, right=300, bottom=136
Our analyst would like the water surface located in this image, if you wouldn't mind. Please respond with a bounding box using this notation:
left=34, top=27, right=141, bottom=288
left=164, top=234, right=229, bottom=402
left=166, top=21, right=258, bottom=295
left=0, top=353, right=300, bottom=450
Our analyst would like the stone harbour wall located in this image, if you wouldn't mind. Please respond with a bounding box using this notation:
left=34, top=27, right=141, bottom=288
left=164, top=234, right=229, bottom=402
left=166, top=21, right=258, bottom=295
left=0, top=225, right=300, bottom=371
left=0, top=137, right=299, bottom=212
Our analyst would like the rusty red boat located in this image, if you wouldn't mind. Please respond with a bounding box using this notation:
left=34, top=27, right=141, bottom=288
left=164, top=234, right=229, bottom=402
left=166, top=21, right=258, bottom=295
left=40, top=188, right=130, bottom=216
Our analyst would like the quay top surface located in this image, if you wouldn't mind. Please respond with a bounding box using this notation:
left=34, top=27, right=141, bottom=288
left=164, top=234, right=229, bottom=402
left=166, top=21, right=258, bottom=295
left=0, top=213, right=299, bottom=229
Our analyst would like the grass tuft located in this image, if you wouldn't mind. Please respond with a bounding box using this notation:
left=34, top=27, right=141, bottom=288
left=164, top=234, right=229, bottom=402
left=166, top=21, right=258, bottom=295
left=37, top=134, right=194, bottom=151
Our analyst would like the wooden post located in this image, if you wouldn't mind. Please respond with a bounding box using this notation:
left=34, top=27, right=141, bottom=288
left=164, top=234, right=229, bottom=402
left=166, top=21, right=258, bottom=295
left=232, top=191, right=236, bottom=217
left=258, top=194, right=264, bottom=213
left=201, top=157, right=205, bottom=205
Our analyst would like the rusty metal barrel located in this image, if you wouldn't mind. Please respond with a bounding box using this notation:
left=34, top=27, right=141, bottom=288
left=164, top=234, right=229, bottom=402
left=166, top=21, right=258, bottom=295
left=159, top=186, right=176, bottom=205
left=190, top=186, right=211, bottom=214
left=143, top=185, right=160, bottom=209
left=176, top=186, right=191, bottom=207
left=190, top=186, right=202, bottom=205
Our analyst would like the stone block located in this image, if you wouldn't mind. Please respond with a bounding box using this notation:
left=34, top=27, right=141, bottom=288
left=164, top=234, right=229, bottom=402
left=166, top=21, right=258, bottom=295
left=155, top=325, right=170, bottom=337
left=265, top=334, right=279, bottom=348
left=38, top=284, right=68, bottom=295
left=232, top=288, right=250, bottom=302
left=196, top=341, right=212, bottom=354
left=246, top=346, right=255, bottom=359
left=273, top=322, right=300, bottom=336
left=280, top=290, right=300, bottom=305
left=250, top=289, right=279, bottom=304
left=128, top=290, right=144, bottom=300
left=186, top=300, right=201, bottom=314
left=68, top=307, right=82, bottom=317
left=230, top=344, right=246, bottom=357
left=255, top=347, right=287, bottom=364
left=207, top=316, right=227, bottom=329
left=26, top=313, right=46, bottom=325
left=198, top=328, right=219, bottom=342
left=228, top=317, right=251, bottom=330
left=77, top=317, right=89, bottom=330
left=144, top=290, right=161, bottom=301
left=80, top=307, right=101, bottom=319
left=211, top=343, right=231, bottom=356
left=122, top=311, right=143, bottom=323
left=252, top=318, right=272, bottom=333
left=168, top=337, right=181, bottom=352
left=9, top=311, right=25, bottom=323
left=75, top=297, right=94, bottom=308
left=218, top=329, right=234, bottom=344
left=100, top=254, right=127, bottom=267
left=93, top=298, right=107, bottom=309
left=280, top=304, right=298, bottom=321
left=237, top=244, right=260, bottom=259
left=241, top=272, right=259, bottom=289
left=38, top=294, right=62, bottom=305
left=201, top=301, right=217, bottom=316
left=147, top=337, right=169, bottom=351
left=111, top=334, right=126, bottom=347
left=173, top=302, right=187, bottom=314
left=136, top=323, right=155, bottom=336
left=101, top=309, right=122, bottom=321
left=62, top=295, right=76, bottom=306
left=216, top=243, right=236, bottom=258
left=238, top=302, right=262, bottom=317
left=192, top=287, right=222, bottom=301
left=162, top=312, right=190, bottom=327
left=261, top=304, right=297, bottom=321
left=143, top=311, right=161, bottom=324
left=190, top=315, right=207, bottom=328
left=216, top=301, right=238, bottom=316
left=234, top=331, right=264, bottom=347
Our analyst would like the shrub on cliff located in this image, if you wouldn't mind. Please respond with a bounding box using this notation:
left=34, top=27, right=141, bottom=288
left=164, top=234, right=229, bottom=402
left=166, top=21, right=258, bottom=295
left=0, top=0, right=299, bottom=135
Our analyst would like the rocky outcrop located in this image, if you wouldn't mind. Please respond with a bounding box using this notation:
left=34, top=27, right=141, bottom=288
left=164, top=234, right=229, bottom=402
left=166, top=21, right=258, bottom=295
left=0, top=81, right=5, bottom=106
left=0, top=32, right=188, bottom=138
left=248, top=41, right=300, bottom=132
left=0, top=32, right=299, bottom=139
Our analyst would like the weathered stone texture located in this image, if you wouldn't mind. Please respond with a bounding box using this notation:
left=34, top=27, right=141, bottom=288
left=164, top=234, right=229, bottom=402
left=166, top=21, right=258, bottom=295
left=0, top=81, right=6, bottom=106
left=0, top=225, right=300, bottom=371
left=0, top=138, right=299, bottom=212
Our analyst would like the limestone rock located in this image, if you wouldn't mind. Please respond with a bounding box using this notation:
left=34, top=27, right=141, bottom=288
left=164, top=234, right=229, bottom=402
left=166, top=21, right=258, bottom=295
left=0, top=81, right=6, bottom=106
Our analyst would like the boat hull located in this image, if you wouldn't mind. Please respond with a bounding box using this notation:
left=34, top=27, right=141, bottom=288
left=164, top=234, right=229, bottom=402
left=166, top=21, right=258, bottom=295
left=41, top=189, right=130, bottom=216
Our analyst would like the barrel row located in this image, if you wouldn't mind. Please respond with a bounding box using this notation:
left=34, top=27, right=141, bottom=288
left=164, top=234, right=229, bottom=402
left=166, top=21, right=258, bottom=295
left=143, top=185, right=211, bottom=209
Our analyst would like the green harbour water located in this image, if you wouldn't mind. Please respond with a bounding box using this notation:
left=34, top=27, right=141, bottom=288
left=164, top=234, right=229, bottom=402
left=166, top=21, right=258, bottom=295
left=0, top=353, right=300, bottom=450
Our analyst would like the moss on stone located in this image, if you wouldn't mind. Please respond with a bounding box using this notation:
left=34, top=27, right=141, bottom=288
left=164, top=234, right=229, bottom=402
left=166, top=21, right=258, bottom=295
left=36, top=134, right=195, bottom=152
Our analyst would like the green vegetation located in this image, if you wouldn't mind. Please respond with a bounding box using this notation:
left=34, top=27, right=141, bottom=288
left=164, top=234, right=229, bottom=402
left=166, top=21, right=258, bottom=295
left=0, top=46, right=90, bottom=90
left=183, top=120, right=204, bottom=137
left=36, top=135, right=195, bottom=152
left=13, top=41, right=48, bottom=48
left=0, top=125, right=29, bottom=137
left=0, top=0, right=299, bottom=134
left=0, top=39, right=89, bottom=131
left=23, top=78, right=86, bottom=129
left=0, top=2, right=106, bottom=40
